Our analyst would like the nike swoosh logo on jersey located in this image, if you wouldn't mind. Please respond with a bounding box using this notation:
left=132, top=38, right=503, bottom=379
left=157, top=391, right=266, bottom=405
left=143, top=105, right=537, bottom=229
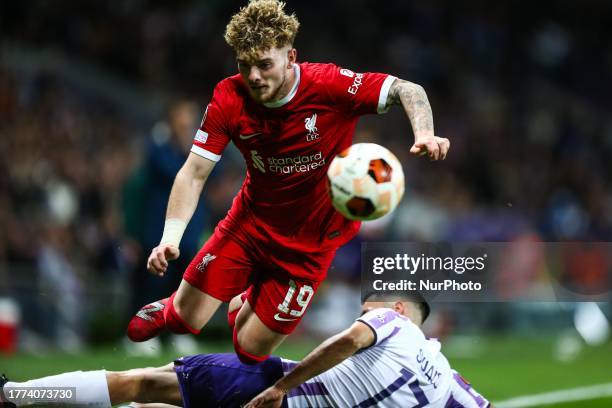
left=239, top=132, right=262, bottom=140
left=274, top=313, right=297, bottom=322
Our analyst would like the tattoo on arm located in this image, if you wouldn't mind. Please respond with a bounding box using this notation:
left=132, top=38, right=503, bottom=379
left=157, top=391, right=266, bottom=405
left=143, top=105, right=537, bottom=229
left=386, top=79, right=434, bottom=137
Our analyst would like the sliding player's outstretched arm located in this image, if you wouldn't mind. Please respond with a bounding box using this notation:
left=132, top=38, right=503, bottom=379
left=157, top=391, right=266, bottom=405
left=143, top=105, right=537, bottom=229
left=244, top=321, right=375, bottom=408
left=386, top=79, right=450, bottom=160
left=147, top=153, right=216, bottom=276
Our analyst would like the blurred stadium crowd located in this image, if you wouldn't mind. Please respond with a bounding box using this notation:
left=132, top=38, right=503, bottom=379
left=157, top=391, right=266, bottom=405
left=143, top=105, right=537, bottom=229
left=0, top=0, right=610, bottom=349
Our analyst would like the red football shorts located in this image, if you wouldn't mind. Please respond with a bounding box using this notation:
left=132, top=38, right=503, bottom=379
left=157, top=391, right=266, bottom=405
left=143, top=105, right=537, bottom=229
left=183, top=229, right=336, bottom=334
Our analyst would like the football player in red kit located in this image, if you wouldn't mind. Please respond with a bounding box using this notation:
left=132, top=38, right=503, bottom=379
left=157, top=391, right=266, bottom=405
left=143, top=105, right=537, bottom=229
left=128, top=0, right=450, bottom=364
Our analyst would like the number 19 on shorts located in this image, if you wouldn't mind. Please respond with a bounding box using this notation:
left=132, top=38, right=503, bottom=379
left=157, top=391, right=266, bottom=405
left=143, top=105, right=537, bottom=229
left=277, top=280, right=314, bottom=317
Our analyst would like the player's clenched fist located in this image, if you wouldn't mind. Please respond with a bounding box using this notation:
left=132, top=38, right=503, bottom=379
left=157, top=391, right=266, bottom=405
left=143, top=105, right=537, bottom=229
left=147, top=244, right=180, bottom=276
left=410, top=135, right=450, bottom=161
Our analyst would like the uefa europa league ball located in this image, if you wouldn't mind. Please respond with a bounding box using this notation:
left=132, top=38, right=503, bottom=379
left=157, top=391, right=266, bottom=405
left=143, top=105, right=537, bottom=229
left=327, top=143, right=405, bottom=221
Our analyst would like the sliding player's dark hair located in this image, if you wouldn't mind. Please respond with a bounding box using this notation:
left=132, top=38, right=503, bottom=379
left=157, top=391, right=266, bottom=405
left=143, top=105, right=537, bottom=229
left=415, top=301, right=430, bottom=323
left=362, top=292, right=430, bottom=324
left=362, top=291, right=377, bottom=303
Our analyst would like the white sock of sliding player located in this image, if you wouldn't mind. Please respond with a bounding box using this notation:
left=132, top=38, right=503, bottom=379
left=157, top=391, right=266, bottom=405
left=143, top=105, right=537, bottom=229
left=5, top=370, right=111, bottom=407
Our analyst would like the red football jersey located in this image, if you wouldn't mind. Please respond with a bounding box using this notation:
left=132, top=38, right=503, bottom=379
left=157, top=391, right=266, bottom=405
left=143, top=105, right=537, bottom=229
left=192, top=62, right=396, bottom=253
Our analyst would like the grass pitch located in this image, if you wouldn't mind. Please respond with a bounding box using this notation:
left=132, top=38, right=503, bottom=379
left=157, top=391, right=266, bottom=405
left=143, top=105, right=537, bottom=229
left=2, top=335, right=611, bottom=407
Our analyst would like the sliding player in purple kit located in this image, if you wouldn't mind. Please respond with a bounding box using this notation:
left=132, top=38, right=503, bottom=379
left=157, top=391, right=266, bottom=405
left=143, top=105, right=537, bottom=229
left=2, top=295, right=490, bottom=407
left=127, top=0, right=450, bottom=365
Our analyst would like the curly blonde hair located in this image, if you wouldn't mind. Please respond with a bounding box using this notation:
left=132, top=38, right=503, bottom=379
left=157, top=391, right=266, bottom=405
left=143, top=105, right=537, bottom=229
left=224, top=0, right=300, bottom=58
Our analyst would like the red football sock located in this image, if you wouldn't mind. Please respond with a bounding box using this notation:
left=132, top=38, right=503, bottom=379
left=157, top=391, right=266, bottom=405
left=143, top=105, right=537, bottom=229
left=164, top=292, right=201, bottom=335
left=233, top=328, right=269, bottom=365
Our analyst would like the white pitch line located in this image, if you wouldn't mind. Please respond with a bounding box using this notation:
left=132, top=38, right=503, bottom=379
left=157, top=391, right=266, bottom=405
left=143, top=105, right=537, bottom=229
left=494, top=382, right=612, bottom=408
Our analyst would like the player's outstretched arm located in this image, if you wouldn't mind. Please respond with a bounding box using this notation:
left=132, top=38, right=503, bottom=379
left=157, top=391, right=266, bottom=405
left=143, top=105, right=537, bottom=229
left=244, top=321, right=375, bottom=408
left=386, top=78, right=450, bottom=160
left=147, top=153, right=216, bottom=276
